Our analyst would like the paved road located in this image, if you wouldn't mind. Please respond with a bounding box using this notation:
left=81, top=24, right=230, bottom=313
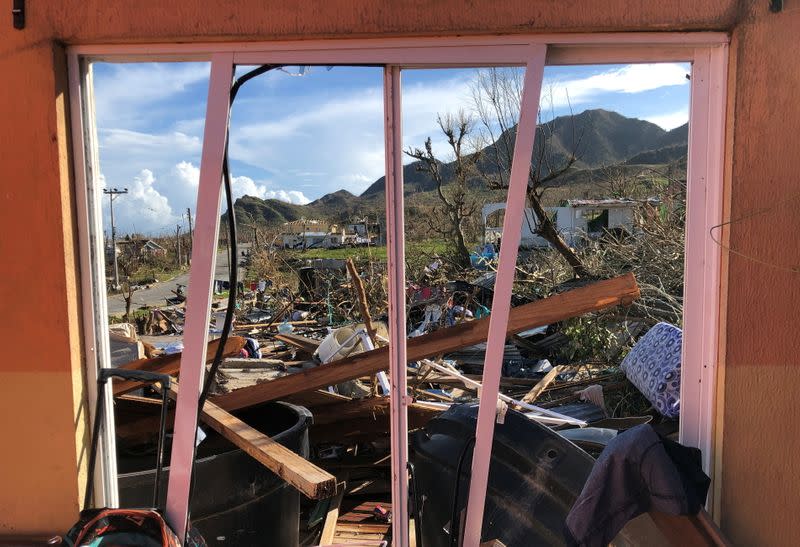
left=107, top=244, right=249, bottom=316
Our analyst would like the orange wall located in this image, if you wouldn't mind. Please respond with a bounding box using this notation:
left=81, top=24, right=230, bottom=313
left=718, top=3, right=800, bottom=546
left=0, top=0, right=797, bottom=542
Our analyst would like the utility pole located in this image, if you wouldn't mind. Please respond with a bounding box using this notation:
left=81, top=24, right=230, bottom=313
left=186, top=208, right=193, bottom=262
left=176, top=225, right=182, bottom=267
left=104, top=187, right=128, bottom=289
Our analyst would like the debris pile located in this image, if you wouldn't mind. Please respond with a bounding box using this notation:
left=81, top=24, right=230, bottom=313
left=110, top=247, right=688, bottom=546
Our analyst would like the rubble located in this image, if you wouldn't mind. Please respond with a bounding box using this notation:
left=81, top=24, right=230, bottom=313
left=110, top=248, right=690, bottom=546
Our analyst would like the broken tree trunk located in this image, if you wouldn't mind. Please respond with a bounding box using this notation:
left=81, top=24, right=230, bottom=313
left=346, top=258, right=378, bottom=345
left=212, top=274, right=639, bottom=412
left=113, top=336, right=246, bottom=396
left=169, top=382, right=336, bottom=500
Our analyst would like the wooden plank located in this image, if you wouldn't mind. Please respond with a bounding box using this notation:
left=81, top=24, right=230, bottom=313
left=220, top=357, right=286, bottom=369
left=112, top=336, right=245, bottom=396
left=320, top=475, right=348, bottom=545
left=519, top=366, right=564, bottom=405
left=235, top=320, right=318, bottom=329
left=274, top=333, right=322, bottom=355
left=169, top=382, right=336, bottom=500
left=213, top=274, right=639, bottom=411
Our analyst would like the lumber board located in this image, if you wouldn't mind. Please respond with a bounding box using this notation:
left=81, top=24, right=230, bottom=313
left=519, top=366, right=564, bottom=405
left=234, top=320, right=318, bottom=329
left=274, top=333, right=322, bottom=355
left=320, top=475, right=348, bottom=545
left=112, top=336, right=245, bottom=396
left=213, top=274, right=639, bottom=411
left=169, top=382, right=336, bottom=500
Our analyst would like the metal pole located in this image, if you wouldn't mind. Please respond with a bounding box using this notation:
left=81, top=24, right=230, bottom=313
left=186, top=207, right=193, bottom=261
left=104, top=188, right=128, bottom=289
left=176, top=224, right=182, bottom=267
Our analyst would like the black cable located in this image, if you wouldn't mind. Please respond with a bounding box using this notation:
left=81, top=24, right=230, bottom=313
left=183, top=63, right=383, bottom=543
left=183, top=65, right=281, bottom=543
left=449, top=436, right=476, bottom=547
left=198, top=64, right=281, bottom=409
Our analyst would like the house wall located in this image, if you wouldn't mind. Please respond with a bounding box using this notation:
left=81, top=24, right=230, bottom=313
left=718, top=4, right=800, bottom=546
left=0, top=0, right=796, bottom=543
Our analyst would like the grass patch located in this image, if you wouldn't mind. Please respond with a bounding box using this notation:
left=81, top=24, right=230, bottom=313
left=286, top=240, right=450, bottom=261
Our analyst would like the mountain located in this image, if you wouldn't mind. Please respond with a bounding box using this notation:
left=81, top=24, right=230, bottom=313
left=232, top=109, right=688, bottom=227
left=232, top=195, right=306, bottom=225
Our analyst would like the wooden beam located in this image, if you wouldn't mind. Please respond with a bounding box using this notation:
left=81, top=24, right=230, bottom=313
left=212, top=274, right=639, bottom=411
left=112, top=336, right=245, bottom=396
left=274, top=333, right=321, bottom=355
left=234, top=320, right=318, bottom=330
left=169, top=382, right=336, bottom=500
left=320, top=475, right=348, bottom=545
left=519, top=366, right=564, bottom=405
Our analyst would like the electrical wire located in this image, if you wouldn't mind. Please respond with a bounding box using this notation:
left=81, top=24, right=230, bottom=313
left=182, top=62, right=383, bottom=543
left=183, top=64, right=281, bottom=543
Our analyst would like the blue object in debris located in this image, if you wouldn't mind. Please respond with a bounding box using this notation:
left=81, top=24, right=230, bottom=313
left=620, top=322, right=682, bottom=419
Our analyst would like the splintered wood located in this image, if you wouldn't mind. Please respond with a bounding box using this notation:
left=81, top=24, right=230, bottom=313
left=212, top=274, right=640, bottom=411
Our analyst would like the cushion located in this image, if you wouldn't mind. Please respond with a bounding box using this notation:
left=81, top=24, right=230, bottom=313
left=620, top=322, right=682, bottom=419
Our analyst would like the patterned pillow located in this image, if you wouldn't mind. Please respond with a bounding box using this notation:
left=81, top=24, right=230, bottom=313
left=620, top=322, right=682, bottom=419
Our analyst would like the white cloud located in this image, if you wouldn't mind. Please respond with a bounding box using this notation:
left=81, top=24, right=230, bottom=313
left=543, top=63, right=689, bottom=109
left=106, top=169, right=178, bottom=233
left=231, top=174, right=310, bottom=204
left=644, top=109, right=689, bottom=131
left=93, top=62, right=210, bottom=128
left=174, top=160, right=200, bottom=188
left=264, top=189, right=312, bottom=205
left=102, top=129, right=202, bottom=155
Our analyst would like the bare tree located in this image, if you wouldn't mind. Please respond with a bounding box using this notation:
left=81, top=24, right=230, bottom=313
left=405, top=111, right=481, bottom=268
left=116, top=247, right=141, bottom=322
left=471, top=68, right=590, bottom=278
left=596, top=165, right=643, bottom=199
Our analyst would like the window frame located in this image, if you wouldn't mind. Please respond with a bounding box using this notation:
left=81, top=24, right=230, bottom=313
left=68, top=33, right=729, bottom=545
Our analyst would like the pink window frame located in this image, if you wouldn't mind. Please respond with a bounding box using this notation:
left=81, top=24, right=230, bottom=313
left=67, top=33, right=729, bottom=545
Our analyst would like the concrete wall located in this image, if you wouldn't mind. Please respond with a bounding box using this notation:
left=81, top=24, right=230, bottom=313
left=0, top=0, right=798, bottom=542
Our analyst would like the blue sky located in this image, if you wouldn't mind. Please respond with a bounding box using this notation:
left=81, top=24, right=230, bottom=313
left=92, top=62, right=690, bottom=234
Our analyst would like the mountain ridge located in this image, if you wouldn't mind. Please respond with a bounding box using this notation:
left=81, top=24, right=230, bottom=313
left=232, top=108, right=688, bottom=228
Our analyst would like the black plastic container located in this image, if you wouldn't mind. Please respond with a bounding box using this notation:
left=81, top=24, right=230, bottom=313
left=118, top=401, right=311, bottom=547
left=410, top=403, right=594, bottom=547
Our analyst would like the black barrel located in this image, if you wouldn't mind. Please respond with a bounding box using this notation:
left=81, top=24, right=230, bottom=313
left=410, top=403, right=594, bottom=547
left=118, top=401, right=311, bottom=547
